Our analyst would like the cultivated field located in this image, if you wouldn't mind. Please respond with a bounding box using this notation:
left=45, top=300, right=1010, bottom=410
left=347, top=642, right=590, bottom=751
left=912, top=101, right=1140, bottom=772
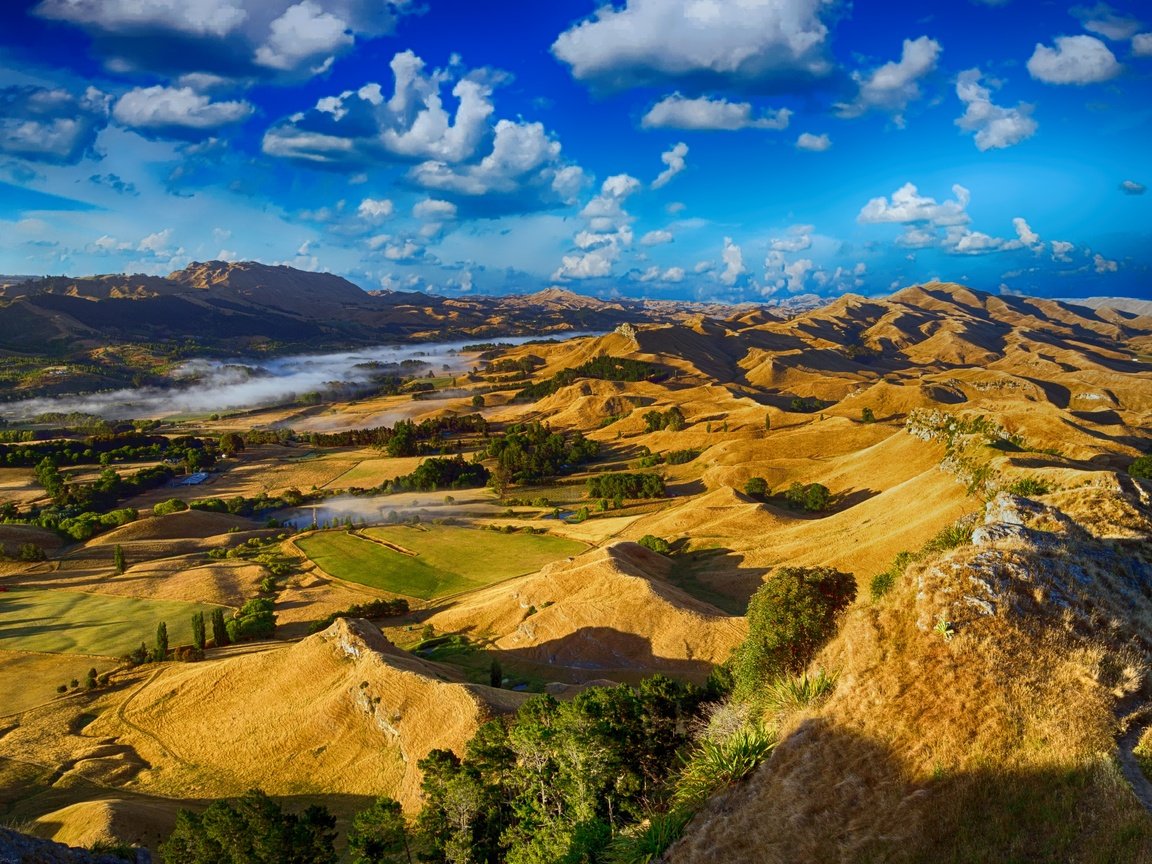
left=297, top=525, right=586, bottom=600
left=0, top=588, right=224, bottom=656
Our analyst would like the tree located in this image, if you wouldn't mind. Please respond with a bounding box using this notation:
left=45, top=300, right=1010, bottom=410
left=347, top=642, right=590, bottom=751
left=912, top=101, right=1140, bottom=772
left=638, top=534, right=672, bottom=555
left=220, top=432, right=245, bottom=455
left=488, top=463, right=513, bottom=499
left=489, top=658, right=503, bottom=689
left=349, top=798, right=411, bottom=864
left=113, top=544, right=126, bottom=575
left=211, top=607, right=230, bottom=647
left=733, top=566, right=856, bottom=699
left=1130, top=454, right=1152, bottom=480
left=785, top=481, right=832, bottom=512
left=160, top=789, right=337, bottom=864
left=861, top=407, right=876, bottom=423
left=154, top=621, right=169, bottom=662
left=191, top=611, right=206, bottom=651
left=153, top=498, right=188, bottom=516
left=471, top=393, right=485, bottom=408
left=744, top=477, right=769, bottom=499
left=765, top=413, right=772, bottom=431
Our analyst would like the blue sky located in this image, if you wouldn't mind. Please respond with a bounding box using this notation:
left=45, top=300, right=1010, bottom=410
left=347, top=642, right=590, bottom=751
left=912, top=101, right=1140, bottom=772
left=0, top=0, right=1149, bottom=302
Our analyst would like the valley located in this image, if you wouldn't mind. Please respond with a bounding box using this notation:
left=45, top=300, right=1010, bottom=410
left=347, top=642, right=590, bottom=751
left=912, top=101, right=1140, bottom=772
left=0, top=277, right=1150, bottom=861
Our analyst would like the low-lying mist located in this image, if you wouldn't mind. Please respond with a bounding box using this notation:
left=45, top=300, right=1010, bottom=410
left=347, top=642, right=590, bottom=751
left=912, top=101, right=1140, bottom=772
left=276, top=491, right=493, bottom=529
left=4, top=334, right=593, bottom=422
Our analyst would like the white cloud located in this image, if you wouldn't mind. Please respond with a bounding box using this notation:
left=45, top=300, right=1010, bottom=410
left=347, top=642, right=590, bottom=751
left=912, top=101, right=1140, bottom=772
left=836, top=36, right=942, bottom=125
left=895, top=227, right=939, bottom=248
left=34, top=0, right=248, bottom=37
left=1134, top=33, right=1152, bottom=56
left=383, top=239, right=423, bottom=262
left=552, top=174, right=642, bottom=280
left=1120, top=179, right=1146, bottom=195
left=640, top=229, right=674, bottom=246
left=769, top=224, right=813, bottom=252
left=954, top=69, right=1037, bottom=151
left=113, top=86, right=252, bottom=133
left=1013, top=217, right=1041, bottom=248
left=0, top=84, right=110, bottom=164
left=254, top=1, right=352, bottom=72
left=720, top=237, right=745, bottom=286
left=1093, top=252, right=1118, bottom=272
left=652, top=142, right=688, bottom=189
left=641, top=94, right=791, bottom=131
left=1072, top=4, right=1143, bottom=41
left=357, top=198, right=394, bottom=220
left=1051, top=240, right=1075, bottom=262
left=636, top=265, right=684, bottom=283
left=795, top=132, right=830, bottom=151
left=858, top=182, right=971, bottom=226
left=783, top=258, right=815, bottom=292
left=552, top=0, right=834, bottom=91
left=1027, top=35, right=1121, bottom=84
left=413, top=198, right=457, bottom=221
left=138, top=228, right=173, bottom=254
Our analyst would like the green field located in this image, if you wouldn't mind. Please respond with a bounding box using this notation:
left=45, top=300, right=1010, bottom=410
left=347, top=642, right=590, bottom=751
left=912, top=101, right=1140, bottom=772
left=297, top=525, right=587, bottom=600
left=0, top=589, right=226, bottom=656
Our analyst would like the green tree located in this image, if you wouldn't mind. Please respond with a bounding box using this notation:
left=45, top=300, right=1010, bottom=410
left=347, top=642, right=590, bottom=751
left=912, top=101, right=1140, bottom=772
left=113, top=544, right=126, bottom=575
left=154, top=621, right=169, bottom=662
left=784, top=481, right=832, bottom=512
left=191, top=611, right=206, bottom=652
left=638, top=534, right=672, bottom=555
left=220, top=432, right=245, bottom=455
left=861, top=407, right=876, bottom=423
left=1130, top=454, right=1152, bottom=480
left=153, top=498, right=188, bottom=516
left=744, top=477, right=769, bottom=499
left=733, top=566, right=856, bottom=699
left=348, top=797, right=411, bottom=864
left=211, top=607, right=230, bottom=648
left=471, top=393, right=485, bottom=408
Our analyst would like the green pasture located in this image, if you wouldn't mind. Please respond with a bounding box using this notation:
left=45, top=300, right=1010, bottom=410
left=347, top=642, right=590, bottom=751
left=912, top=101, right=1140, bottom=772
left=0, top=588, right=226, bottom=656
left=297, top=524, right=586, bottom=600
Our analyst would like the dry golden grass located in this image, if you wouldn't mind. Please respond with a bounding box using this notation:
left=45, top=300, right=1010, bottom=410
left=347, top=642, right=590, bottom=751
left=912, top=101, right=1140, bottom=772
left=0, top=651, right=114, bottom=715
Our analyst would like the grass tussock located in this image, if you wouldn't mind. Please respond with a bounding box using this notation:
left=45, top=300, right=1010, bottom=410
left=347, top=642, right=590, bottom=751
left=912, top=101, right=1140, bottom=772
left=762, top=668, right=837, bottom=714
left=673, top=725, right=778, bottom=810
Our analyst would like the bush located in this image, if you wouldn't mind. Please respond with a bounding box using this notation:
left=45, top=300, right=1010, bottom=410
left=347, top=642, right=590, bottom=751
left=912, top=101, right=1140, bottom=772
left=1006, top=476, right=1052, bottom=497
left=870, top=570, right=895, bottom=600
left=637, top=534, right=672, bottom=555
left=1128, top=455, right=1152, bottom=480
left=732, top=566, right=856, bottom=699
left=763, top=668, right=837, bottom=713
left=861, top=407, right=876, bottom=423
left=784, top=482, right=832, bottom=512
left=227, top=597, right=277, bottom=642
left=743, top=477, right=768, bottom=498
left=665, top=449, right=701, bottom=465
left=587, top=472, right=665, bottom=500
left=604, top=809, right=692, bottom=864
left=153, top=498, right=188, bottom=516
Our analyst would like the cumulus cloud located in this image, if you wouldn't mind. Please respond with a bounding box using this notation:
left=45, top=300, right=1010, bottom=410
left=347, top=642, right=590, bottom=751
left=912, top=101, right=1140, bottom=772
left=1013, top=217, right=1042, bottom=248
left=357, top=197, right=393, bottom=219
left=1120, top=179, right=1146, bottom=195
left=1093, top=252, right=1118, bottom=273
left=1051, top=240, right=1075, bottom=262
left=651, top=142, right=688, bottom=189
left=795, top=131, right=830, bottom=151
left=0, top=85, right=110, bottom=164
left=138, top=228, right=174, bottom=253
left=640, top=229, right=674, bottom=246
left=641, top=94, right=791, bottom=131
left=1072, top=3, right=1143, bottom=41
left=413, top=198, right=457, bottom=221
left=254, top=1, right=352, bottom=72
left=263, top=51, right=581, bottom=215
left=635, top=265, right=685, bottom=283
left=1027, top=35, right=1121, bottom=84
left=768, top=224, right=813, bottom=252
left=835, top=36, right=942, bottom=125
left=113, top=86, right=252, bottom=137
left=552, top=0, right=833, bottom=92
left=1134, top=34, right=1152, bottom=56
left=954, top=69, right=1037, bottom=151
left=858, top=182, right=971, bottom=227
left=33, top=0, right=415, bottom=78
left=720, top=237, right=745, bottom=286
left=553, top=174, right=642, bottom=280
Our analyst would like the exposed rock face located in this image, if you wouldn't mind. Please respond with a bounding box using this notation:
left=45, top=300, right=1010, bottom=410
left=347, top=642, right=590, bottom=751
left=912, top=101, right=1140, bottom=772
left=0, top=828, right=149, bottom=864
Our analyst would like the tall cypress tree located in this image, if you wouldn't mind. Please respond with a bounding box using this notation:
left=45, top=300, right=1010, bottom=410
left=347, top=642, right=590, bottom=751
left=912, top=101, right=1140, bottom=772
left=154, top=621, right=169, bottom=662
left=191, top=612, right=206, bottom=651
left=211, top=608, right=229, bottom=648
left=113, top=544, right=125, bottom=575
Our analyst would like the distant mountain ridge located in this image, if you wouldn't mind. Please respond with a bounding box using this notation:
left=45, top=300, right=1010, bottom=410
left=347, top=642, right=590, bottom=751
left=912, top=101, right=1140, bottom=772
left=0, top=261, right=755, bottom=353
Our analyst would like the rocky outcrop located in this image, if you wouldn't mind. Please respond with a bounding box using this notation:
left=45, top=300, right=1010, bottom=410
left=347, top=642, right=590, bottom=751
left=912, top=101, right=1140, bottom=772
left=0, top=828, right=148, bottom=864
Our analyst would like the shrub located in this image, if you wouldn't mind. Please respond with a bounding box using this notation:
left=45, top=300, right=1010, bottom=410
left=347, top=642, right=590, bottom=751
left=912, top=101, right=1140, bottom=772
left=861, top=407, right=876, bottom=423
left=665, top=449, right=700, bottom=465
left=870, top=570, right=896, bottom=600
left=732, top=566, right=856, bottom=699
left=743, top=477, right=768, bottom=498
left=784, top=481, right=832, bottom=512
left=604, top=809, right=692, bottom=864
left=1006, top=476, right=1052, bottom=497
left=153, top=498, right=188, bottom=516
left=637, top=534, right=672, bottom=555
left=587, top=472, right=665, bottom=500
left=763, top=668, right=837, bottom=713
left=1128, top=455, right=1152, bottom=480
left=227, top=598, right=276, bottom=642
left=673, top=725, right=777, bottom=808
